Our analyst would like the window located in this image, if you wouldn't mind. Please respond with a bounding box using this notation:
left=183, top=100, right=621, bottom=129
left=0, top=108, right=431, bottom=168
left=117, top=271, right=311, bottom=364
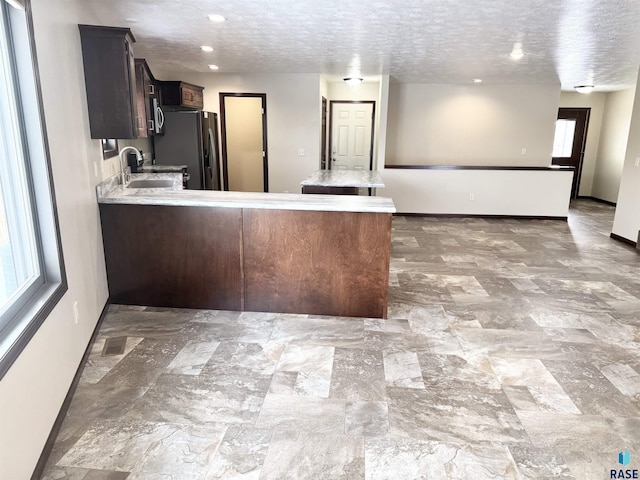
left=552, top=119, right=576, bottom=158
left=0, top=0, right=66, bottom=378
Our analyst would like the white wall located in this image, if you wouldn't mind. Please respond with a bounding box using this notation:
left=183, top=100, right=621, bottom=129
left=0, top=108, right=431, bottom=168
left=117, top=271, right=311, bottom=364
left=327, top=80, right=380, bottom=101
left=612, top=75, right=640, bottom=243
left=558, top=91, right=606, bottom=196
left=592, top=88, right=636, bottom=203
left=0, top=0, right=110, bottom=478
left=381, top=168, right=573, bottom=217
left=153, top=71, right=322, bottom=194
left=385, top=83, right=560, bottom=166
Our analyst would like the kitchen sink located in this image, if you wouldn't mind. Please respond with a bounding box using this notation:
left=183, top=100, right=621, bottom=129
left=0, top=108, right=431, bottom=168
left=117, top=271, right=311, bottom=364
left=127, top=179, right=175, bottom=189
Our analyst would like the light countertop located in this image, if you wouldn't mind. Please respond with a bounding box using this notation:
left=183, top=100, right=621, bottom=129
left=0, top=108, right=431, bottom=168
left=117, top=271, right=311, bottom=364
left=300, top=169, right=385, bottom=188
left=97, top=173, right=396, bottom=214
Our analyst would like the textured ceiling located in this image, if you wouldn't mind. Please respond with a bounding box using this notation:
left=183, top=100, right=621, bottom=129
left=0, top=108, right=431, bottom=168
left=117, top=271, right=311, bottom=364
left=81, top=0, right=640, bottom=90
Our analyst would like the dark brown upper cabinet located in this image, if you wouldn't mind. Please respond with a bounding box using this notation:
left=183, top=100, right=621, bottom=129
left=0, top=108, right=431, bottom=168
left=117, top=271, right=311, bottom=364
left=134, top=58, right=157, bottom=137
left=78, top=25, right=138, bottom=139
left=159, top=81, right=204, bottom=109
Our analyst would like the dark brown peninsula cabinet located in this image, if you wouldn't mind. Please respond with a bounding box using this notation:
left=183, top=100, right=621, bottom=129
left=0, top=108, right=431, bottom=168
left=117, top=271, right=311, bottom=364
left=78, top=24, right=138, bottom=139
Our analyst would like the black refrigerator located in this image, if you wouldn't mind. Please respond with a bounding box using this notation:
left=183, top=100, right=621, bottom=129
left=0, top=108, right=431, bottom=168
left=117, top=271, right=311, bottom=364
left=153, top=110, right=221, bottom=190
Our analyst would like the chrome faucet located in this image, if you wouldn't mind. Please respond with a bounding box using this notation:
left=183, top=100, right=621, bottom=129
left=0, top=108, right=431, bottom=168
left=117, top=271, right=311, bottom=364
left=117, top=146, right=142, bottom=188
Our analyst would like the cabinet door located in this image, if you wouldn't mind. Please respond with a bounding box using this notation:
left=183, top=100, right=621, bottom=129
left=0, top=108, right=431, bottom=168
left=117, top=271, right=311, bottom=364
left=134, top=60, right=154, bottom=137
left=79, top=25, right=139, bottom=139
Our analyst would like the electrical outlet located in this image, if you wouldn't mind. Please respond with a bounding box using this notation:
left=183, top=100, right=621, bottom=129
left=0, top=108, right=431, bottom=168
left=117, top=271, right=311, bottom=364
left=73, top=300, right=79, bottom=324
left=521, top=148, right=527, bottom=155
left=469, top=193, right=475, bottom=201
left=635, top=157, right=640, bottom=167
left=297, top=148, right=305, bottom=157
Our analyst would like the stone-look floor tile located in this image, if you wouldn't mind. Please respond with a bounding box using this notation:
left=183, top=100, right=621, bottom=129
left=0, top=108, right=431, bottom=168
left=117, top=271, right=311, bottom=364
left=267, top=370, right=297, bottom=395
left=488, top=357, right=580, bottom=413
left=420, top=353, right=502, bottom=391
left=205, top=425, right=272, bottom=480
left=503, top=386, right=540, bottom=412
left=508, top=446, right=575, bottom=479
left=526, top=385, right=582, bottom=414
left=166, top=340, right=220, bottom=375
left=203, top=342, right=283, bottom=376
left=515, top=411, right=625, bottom=452
left=125, top=370, right=270, bottom=425
left=293, top=371, right=332, bottom=397
left=41, top=466, right=91, bottom=480
left=383, top=351, right=425, bottom=389
left=269, top=316, right=364, bottom=348
left=260, top=431, right=364, bottom=480
left=542, top=328, right=598, bottom=344
left=456, top=329, right=569, bottom=360
left=558, top=451, right=624, bottom=480
left=58, top=420, right=225, bottom=473
left=80, top=336, right=144, bottom=385
left=255, top=394, right=345, bottom=434
left=65, top=384, right=149, bottom=421
left=344, top=401, right=389, bottom=437
left=96, top=337, right=186, bottom=388
left=543, top=360, right=640, bottom=417
left=365, top=437, right=520, bottom=480
left=364, top=317, right=411, bottom=334
left=598, top=363, right=640, bottom=397
left=40, top=201, right=640, bottom=478
left=275, top=344, right=335, bottom=374
left=127, top=423, right=227, bottom=479
left=363, top=331, right=432, bottom=355
left=387, top=387, right=529, bottom=446
left=329, top=348, right=386, bottom=401
left=82, top=471, right=131, bottom=480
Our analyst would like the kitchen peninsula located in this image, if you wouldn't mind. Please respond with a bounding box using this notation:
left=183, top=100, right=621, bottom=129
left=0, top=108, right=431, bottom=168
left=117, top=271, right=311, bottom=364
left=301, top=169, right=385, bottom=194
left=97, top=173, right=395, bottom=318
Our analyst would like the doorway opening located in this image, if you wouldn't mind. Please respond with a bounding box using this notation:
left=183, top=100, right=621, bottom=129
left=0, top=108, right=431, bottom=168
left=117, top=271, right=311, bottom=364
left=328, top=100, right=375, bottom=170
left=552, top=107, right=590, bottom=199
left=219, top=93, right=268, bottom=192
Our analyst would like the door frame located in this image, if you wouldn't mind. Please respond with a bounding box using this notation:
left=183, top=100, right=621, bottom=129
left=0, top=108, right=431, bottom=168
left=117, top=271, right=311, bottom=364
left=320, top=96, right=328, bottom=169
left=219, top=92, right=269, bottom=192
left=328, top=100, right=375, bottom=170
left=552, top=107, right=590, bottom=199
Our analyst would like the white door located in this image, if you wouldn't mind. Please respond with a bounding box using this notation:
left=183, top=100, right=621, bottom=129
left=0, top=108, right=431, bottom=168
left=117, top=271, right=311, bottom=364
left=330, top=102, right=374, bottom=170
left=223, top=95, right=266, bottom=192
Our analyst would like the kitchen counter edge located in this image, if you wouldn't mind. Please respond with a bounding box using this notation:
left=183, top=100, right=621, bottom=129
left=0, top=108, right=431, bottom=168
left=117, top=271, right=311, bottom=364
left=97, top=174, right=396, bottom=214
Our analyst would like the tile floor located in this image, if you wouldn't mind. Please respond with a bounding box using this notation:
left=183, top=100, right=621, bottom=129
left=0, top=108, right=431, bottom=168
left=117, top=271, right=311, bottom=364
left=40, top=200, right=640, bottom=479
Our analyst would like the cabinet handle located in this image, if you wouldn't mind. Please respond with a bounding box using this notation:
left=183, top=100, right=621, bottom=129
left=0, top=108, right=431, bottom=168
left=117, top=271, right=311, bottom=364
left=148, top=84, right=155, bottom=95
left=148, top=119, right=154, bottom=131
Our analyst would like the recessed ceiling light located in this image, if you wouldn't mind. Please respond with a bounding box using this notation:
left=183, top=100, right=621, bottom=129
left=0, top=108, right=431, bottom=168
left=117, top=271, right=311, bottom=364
left=473, top=78, right=482, bottom=83
left=208, top=64, right=219, bottom=70
left=207, top=14, right=226, bottom=23
left=510, top=42, right=524, bottom=60
left=201, top=46, right=214, bottom=52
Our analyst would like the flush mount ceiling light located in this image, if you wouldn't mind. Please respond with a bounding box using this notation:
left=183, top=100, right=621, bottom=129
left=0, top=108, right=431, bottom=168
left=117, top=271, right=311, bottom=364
left=344, top=77, right=363, bottom=86
left=201, top=46, right=214, bottom=52
left=207, top=14, right=226, bottom=23
left=510, top=42, right=524, bottom=60
left=575, top=85, right=595, bottom=94
left=473, top=78, right=482, bottom=83
left=208, top=64, right=219, bottom=70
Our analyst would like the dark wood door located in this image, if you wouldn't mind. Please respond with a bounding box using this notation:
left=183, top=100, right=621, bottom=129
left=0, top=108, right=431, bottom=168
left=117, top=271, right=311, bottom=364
left=320, top=96, right=327, bottom=169
left=552, top=108, right=590, bottom=198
